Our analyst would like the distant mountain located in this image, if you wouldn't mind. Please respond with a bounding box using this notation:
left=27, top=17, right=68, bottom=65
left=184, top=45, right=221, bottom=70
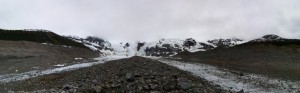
left=249, top=34, right=284, bottom=42
left=138, top=38, right=213, bottom=56
left=31, top=30, right=296, bottom=57
left=66, top=36, right=112, bottom=55
left=207, top=38, right=245, bottom=48
left=241, top=34, right=300, bottom=46
left=66, top=36, right=246, bottom=57
left=3, top=28, right=296, bottom=58
left=0, top=28, right=88, bottom=49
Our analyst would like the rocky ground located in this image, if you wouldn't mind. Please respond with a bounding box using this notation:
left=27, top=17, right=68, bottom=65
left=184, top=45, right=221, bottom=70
left=176, top=44, right=300, bottom=81
left=0, top=40, right=99, bottom=75
left=0, top=56, right=231, bottom=93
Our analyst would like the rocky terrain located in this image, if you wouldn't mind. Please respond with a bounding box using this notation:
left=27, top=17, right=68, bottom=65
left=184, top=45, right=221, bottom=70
left=0, top=57, right=229, bottom=93
left=176, top=35, right=300, bottom=80
left=0, top=40, right=99, bottom=75
left=0, top=29, right=100, bottom=75
left=1, top=29, right=299, bottom=93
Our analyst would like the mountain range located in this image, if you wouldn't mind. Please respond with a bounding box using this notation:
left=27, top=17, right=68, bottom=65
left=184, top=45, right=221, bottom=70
left=2, top=28, right=299, bottom=58
left=66, top=33, right=299, bottom=57
left=1, top=28, right=300, bottom=92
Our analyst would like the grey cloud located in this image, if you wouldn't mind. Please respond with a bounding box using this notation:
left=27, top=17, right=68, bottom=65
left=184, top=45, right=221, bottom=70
left=0, top=0, right=300, bottom=42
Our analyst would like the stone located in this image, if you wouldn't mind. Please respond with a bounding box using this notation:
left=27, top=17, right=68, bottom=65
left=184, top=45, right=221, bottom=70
left=62, top=84, right=72, bottom=91
left=149, top=84, right=156, bottom=90
left=143, top=85, right=150, bottom=90
left=150, top=91, right=161, bottom=93
left=35, top=89, right=47, bottom=93
left=126, top=73, right=135, bottom=82
left=93, top=86, right=102, bottom=93
left=178, top=78, right=191, bottom=90
left=150, top=75, right=156, bottom=79
left=92, top=79, right=98, bottom=83
left=134, top=73, right=142, bottom=77
left=111, top=83, right=120, bottom=88
left=50, top=89, right=57, bottom=92
left=61, top=84, right=77, bottom=93
left=163, top=84, right=171, bottom=90
left=237, top=89, right=244, bottom=93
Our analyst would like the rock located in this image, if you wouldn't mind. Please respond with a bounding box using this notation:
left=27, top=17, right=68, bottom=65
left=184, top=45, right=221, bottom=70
left=150, top=75, right=156, bottom=79
left=126, top=73, right=134, bottom=82
left=134, top=73, right=142, bottom=77
left=62, top=84, right=72, bottom=90
left=35, top=89, right=47, bottom=93
left=168, top=80, right=177, bottom=89
left=206, top=87, right=214, bottom=93
left=178, top=78, right=191, bottom=90
left=143, top=85, right=150, bottom=90
left=237, top=89, right=244, bottom=93
left=61, top=84, right=77, bottom=93
left=150, top=91, right=161, bottom=93
left=92, top=79, right=98, bottom=84
left=111, top=82, right=120, bottom=88
left=93, top=86, right=102, bottom=93
left=239, top=73, right=244, bottom=76
left=149, top=84, right=156, bottom=90
left=78, top=89, right=97, bottom=93
left=163, top=84, right=171, bottom=90
left=138, top=86, right=143, bottom=91
left=49, top=89, right=57, bottom=92
left=190, top=88, right=202, bottom=93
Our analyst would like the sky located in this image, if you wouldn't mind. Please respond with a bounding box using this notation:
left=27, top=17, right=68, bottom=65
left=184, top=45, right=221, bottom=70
left=0, top=0, right=300, bottom=43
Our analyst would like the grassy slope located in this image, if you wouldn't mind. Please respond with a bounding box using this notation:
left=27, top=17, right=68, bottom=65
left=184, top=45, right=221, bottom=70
left=0, top=29, right=88, bottom=49
left=177, top=42, right=300, bottom=80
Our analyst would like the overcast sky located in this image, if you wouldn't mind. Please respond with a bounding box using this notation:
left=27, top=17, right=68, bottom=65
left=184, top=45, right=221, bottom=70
left=0, top=0, right=300, bottom=42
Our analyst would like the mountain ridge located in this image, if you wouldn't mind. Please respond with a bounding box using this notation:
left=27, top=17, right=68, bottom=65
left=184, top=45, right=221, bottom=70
left=67, top=34, right=300, bottom=57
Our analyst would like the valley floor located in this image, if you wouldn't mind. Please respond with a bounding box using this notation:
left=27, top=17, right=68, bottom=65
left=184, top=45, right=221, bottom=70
left=152, top=57, right=300, bottom=93
left=0, top=56, right=299, bottom=93
left=0, top=56, right=226, bottom=93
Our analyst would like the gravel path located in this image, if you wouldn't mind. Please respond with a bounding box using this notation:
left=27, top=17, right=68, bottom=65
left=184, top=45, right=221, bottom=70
left=0, top=56, right=229, bottom=93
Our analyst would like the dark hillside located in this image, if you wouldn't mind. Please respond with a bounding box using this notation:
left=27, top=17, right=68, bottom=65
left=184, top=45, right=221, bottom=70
left=239, top=39, right=300, bottom=47
left=0, top=29, right=88, bottom=49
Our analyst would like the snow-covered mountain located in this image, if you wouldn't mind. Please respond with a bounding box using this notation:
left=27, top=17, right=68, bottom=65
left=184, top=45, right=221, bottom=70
left=248, top=34, right=285, bottom=42
left=69, top=34, right=299, bottom=57
left=65, top=36, right=113, bottom=55
left=139, top=38, right=215, bottom=56
left=67, top=36, right=247, bottom=57
left=207, top=38, right=245, bottom=48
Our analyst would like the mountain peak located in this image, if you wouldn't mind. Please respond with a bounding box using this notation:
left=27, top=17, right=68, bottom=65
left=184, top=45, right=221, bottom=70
left=248, top=34, right=285, bottom=43
left=261, top=34, right=282, bottom=40
left=207, top=38, right=245, bottom=48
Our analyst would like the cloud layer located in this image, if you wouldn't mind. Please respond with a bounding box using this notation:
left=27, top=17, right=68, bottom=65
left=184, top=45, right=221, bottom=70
left=1, top=0, right=300, bottom=42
